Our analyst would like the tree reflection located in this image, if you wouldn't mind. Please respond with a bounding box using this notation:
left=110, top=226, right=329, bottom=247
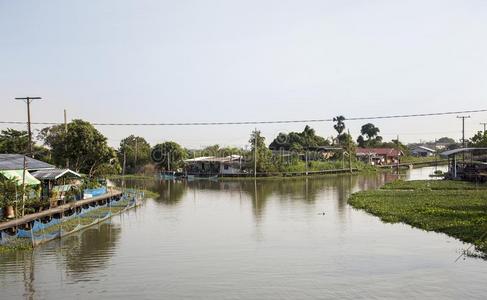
left=60, top=222, right=121, bottom=276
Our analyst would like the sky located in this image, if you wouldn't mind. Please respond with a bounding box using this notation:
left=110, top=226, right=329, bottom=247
left=1, top=0, right=487, bottom=149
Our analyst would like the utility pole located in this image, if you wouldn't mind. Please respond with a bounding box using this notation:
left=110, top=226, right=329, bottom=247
left=15, top=96, right=41, bottom=217
left=396, top=135, right=400, bottom=174
left=134, top=137, right=138, bottom=169
left=305, top=148, right=308, bottom=175
left=457, top=115, right=471, bottom=149
left=457, top=115, right=470, bottom=162
left=345, top=130, right=352, bottom=173
left=64, top=109, right=69, bottom=168
left=481, top=122, right=487, bottom=133
left=254, top=128, right=257, bottom=178
left=15, top=97, right=42, bottom=157
left=434, top=138, right=438, bottom=172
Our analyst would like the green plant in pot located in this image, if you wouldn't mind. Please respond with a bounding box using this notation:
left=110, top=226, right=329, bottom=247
left=0, top=176, right=19, bottom=219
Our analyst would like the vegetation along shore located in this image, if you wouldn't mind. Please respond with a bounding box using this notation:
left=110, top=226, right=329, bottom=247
left=348, top=180, right=487, bottom=257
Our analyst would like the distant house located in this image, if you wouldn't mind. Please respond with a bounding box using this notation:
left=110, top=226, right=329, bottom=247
left=411, top=146, right=436, bottom=157
left=356, top=148, right=404, bottom=165
left=184, top=155, right=243, bottom=175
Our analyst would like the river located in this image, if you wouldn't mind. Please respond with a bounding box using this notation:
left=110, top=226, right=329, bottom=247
left=1, top=166, right=486, bottom=299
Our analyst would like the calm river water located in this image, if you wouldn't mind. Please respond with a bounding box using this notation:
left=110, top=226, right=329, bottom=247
left=1, top=166, right=486, bottom=299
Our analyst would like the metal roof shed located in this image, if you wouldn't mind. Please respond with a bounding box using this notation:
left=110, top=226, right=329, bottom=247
left=31, top=169, right=81, bottom=181
left=0, top=154, right=55, bottom=171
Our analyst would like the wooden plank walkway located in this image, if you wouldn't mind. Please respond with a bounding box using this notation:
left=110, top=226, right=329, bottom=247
left=0, top=190, right=122, bottom=231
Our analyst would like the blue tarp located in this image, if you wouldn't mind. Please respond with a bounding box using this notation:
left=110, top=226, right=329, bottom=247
left=17, top=229, right=32, bottom=238
left=32, top=218, right=61, bottom=232
left=83, top=187, right=107, bottom=197
left=1, top=231, right=18, bottom=244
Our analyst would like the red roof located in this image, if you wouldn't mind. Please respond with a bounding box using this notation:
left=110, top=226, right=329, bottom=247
left=356, top=148, right=403, bottom=157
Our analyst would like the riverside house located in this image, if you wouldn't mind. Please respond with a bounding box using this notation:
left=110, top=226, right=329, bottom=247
left=356, top=148, right=404, bottom=165
left=184, top=155, right=243, bottom=176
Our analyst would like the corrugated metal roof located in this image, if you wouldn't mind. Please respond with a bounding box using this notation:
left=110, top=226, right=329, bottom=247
left=184, top=155, right=243, bottom=163
left=0, top=154, right=55, bottom=171
left=413, top=146, right=436, bottom=152
left=0, top=169, right=41, bottom=185
left=31, top=168, right=81, bottom=180
left=440, top=147, right=487, bottom=158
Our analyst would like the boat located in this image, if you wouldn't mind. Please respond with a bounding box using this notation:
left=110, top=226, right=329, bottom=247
left=160, top=171, right=184, bottom=180
left=186, top=174, right=219, bottom=181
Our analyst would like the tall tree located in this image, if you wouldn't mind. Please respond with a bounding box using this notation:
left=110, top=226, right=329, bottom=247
left=360, top=123, right=380, bottom=140
left=333, top=116, right=346, bottom=136
left=39, top=119, right=120, bottom=176
left=0, top=129, right=28, bottom=153
left=357, top=123, right=382, bottom=147
left=269, top=126, right=330, bottom=150
left=0, top=128, right=51, bottom=162
left=118, top=135, right=151, bottom=173
left=249, top=130, right=274, bottom=172
left=469, top=131, right=487, bottom=147
left=152, top=141, right=187, bottom=171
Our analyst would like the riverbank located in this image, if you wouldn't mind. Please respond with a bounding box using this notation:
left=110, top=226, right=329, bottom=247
left=0, top=192, right=141, bottom=253
left=110, top=157, right=447, bottom=181
left=348, top=180, right=487, bottom=257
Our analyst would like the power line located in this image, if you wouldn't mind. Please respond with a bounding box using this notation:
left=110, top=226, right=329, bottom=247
left=0, top=108, right=486, bottom=126
left=457, top=115, right=471, bottom=149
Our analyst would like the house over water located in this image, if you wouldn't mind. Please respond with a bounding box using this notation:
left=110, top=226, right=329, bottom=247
left=440, top=148, right=487, bottom=182
left=184, top=155, right=243, bottom=176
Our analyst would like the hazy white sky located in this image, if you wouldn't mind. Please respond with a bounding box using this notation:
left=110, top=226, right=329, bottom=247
left=1, top=0, right=487, bottom=148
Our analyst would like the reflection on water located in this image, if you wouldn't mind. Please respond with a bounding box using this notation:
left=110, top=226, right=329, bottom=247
left=2, top=166, right=486, bottom=299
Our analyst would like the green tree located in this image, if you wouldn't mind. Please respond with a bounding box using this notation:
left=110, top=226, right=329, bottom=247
left=0, top=128, right=28, bottom=153
left=0, top=175, right=18, bottom=209
left=357, top=123, right=382, bottom=147
left=0, top=128, right=52, bottom=162
left=200, top=144, right=220, bottom=156
left=333, top=116, right=346, bottom=136
left=118, top=135, right=151, bottom=173
left=437, top=137, right=456, bottom=144
left=39, top=119, right=120, bottom=177
left=469, top=131, right=487, bottom=147
left=248, top=130, right=274, bottom=173
left=152, top=141, right=187, bottom=171
left=269, top=126, right=329, bottom=150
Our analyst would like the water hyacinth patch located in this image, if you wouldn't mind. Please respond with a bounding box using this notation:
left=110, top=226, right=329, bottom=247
left=348, top=180, right=487, bottom=256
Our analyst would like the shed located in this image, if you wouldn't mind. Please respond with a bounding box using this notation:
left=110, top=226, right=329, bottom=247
left=411, top=146, right=436, bottom=157
left=440, top=148, right=487, bottom=180
left=31, top=169, right=82, bottom=202
left=0, top=154, right=55, bottom=171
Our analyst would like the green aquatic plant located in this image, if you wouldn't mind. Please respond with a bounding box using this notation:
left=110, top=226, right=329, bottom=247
left=348, top=180, right=487, bottom=255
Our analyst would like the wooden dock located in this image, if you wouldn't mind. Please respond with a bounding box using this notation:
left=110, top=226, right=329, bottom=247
left=0, top=190, right=122, bottom=231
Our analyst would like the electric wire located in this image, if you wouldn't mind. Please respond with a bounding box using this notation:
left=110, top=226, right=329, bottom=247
left=0, top=108, right=486, bottom=126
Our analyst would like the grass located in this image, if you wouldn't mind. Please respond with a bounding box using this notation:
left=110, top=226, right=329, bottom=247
left=348, top=180, right=487, bottom=256
left=139, top=189, right=159, bottom=199
left=0, top=238, right=32, bottom=253
left=41, top=198, right=133, bottom=235
left=107, top=174, right=155, bottom=180
left=400, top=155, right=448, bottom=165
